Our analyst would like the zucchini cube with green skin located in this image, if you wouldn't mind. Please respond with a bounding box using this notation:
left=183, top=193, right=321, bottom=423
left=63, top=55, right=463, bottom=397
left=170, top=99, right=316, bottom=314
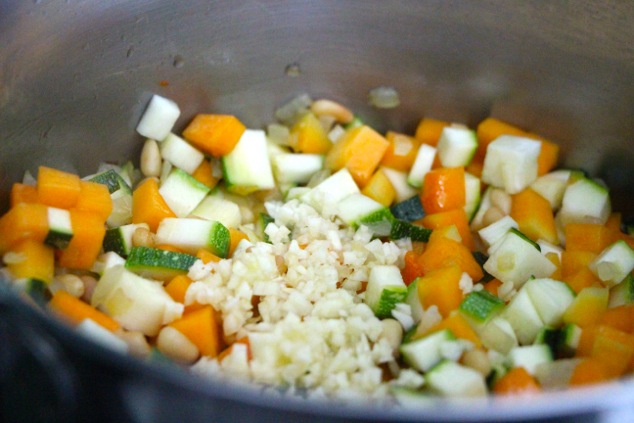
left=530, top=169, right=571, bottom=210
left=92, top=264, right=183, bottom=336
left=437, top=126, right=478, bottom=168
left=557, top=176, right=611, bottom=226
left=136, top=94, right=180, bottom=141
left=155, top=218, right=230, bottom=258
left=381, top=167, right=418, bottom=203
left=500, top=288, right=543, bottom=345
left=459, top=290, right=505, bottom=325
left=103, top=223, right=149, bottom=257
left=44, top=207, right=73, bottom=249
left=256, top=213, right=275, bottom=243
left=125, top=246, right=198, bottom=281
left=483, top=229, right=556, bottom=288
left=222, top=129, right=275, bottom=195
left=405, top=278, right=424, bottom=324
left=159, top=168, right=210, bottom=217
left=336, top=193, right=387, bottom=229
left=390, top=195, right=425, bottom=222
left=425, top=360, right=487, bottom=397
left=481, top=135, right=541, bottom=194
left=160, top=133, right=204, bottom=174
left=589, top=240, right=634, bottom=287
left=407, top=144, right=437, bottom=188
left=609, top=273, right=634, bottom=307
left=301, top=167, right=359, bottom=213
left=88, top=168, right=132, bottom=195
left=480, top=316, right=518, bottom=354
left=507, top=344, right=553, bottom=375
left=390, top=219, right=431, bottom=243
left=523, top=278, right=575, bottom=327
left=535, top=324, right=581, bottom=359
left=14, top=278, right=51, bottom=306
left=364, top=265, right=407, bottom=319
left=464, top=172, right=481, bottom=221
left=400, top=329, right=456, bottom=372
left=189, top=194, right=241, bottom=229
left=272, top=153, right=324, bottom=184
left=534, top=358, right=581, bottom=390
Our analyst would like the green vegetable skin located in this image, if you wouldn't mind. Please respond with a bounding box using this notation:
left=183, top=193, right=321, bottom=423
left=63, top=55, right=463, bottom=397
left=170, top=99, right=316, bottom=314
left=125, top=246, right=197, bottom=281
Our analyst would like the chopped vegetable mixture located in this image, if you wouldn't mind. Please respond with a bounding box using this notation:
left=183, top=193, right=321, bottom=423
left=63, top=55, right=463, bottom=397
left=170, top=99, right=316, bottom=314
left=1, top=93, right=634, bottom=404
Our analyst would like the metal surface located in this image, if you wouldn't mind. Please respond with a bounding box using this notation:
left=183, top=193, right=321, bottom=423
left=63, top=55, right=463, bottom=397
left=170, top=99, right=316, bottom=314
left=0, top=1, right=633, bottom=422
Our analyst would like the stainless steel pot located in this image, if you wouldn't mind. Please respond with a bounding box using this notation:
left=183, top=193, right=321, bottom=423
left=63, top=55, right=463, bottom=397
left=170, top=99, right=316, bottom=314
left=1, top=1, right=633, bottom=422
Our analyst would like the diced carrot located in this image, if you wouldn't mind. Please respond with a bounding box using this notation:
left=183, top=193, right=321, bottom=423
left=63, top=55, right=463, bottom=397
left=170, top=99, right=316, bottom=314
left=48, top=290, right=120, bottom=332
left=168, top=305, right=222, bottom=357
left=164, top=275, right=193, bottom=304
left=0, top=202, right=49, bottom=254
left=58, top=210, right=106, bottom=270
left=197, top=249, right=221, bottom=264
left=600, top=305, right=634, bottom=333
left=361, top=168, right=396, bottom=207
left=402, top=250, right=425, bottom=286
left=510, top=188, right=558, bottom=244
left=476, top=118, right=529, bottom=160
left=414, top=118, right=450, bottom=147
left=563, top=268, right=601, bottom=294
left=10, top=183, right=39, bottom=207
left=545, top=252, right=562, bottom=281
left=561, top=251, right=598, bottom=278
left=5, top=239, right=55, bottom=284
left=564, top=223, right=616, bottom=254
left=182, top=114, right=246, bottom=157
left=569, top=358, right=612, bottom=386
left=380, top=131, right=420, bottom=171
left=191, top=159, right=219, bottom=190
left=536, top=138, right=560, bottom=176
left=417, top=265, right=464, bottom=318
left=132, top=178, right=176, bottom=233
left=229, top=228, right=249, bottom=257
left=563, top=286, right=609, bottom=327
left=325, top=125, right=390, bottom=187
left=289, top=112, right=331, bottom=154
left=37, top=166, right=81, bottom=209
left=420, top=167, right=466, bottom=215
left=419, top=235, right=484, bottom=281
left=420, top=208, right=475, bottom=251
left=493, top=366, right=541, bottom=395
left=426, top=311, right=481, bottom=347
left=482, top=279, right=503, bottom=297
left=74, top=180, right=113, bottom=222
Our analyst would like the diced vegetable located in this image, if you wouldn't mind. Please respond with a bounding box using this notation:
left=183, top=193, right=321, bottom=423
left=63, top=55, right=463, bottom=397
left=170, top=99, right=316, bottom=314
left=136, top=94, right=181, bottom=140
left=159, top=168, right=211, bottom=217
left=420, top=167, right=466, bottom=215
left=132, top=177, right=176, bottom=232
left=182, top=114, right=246, bottom=157
left=436, top=126, right=478, bottom=168
left=50, top=290, right=120, bottom=332
left=364, top=265, right=408, bottom=318
left=426, top=360, right=487, bottom=397
left=481, top=135, right=541, bottom=194
left=168, top=305, right=222, bottom=357
left=36, top=166, right=81, bottom=209
left=400, top=329, right=456, bottom=372
left=289, top=112, right=331, bottom=154
left=361, top=168, right=396, bottom=207
left=125, top=246, right=198, bottom=281
left=381, top=131, right=420, bottom=172
left=57, top=210, right=106, bottom=270
left=588, top=240, right=634, bottom=287
left=5, top=239, right=54, bottom=284
left=417, top=265, right=464, bottom=318
left=160, top=133, right=205, bottom=174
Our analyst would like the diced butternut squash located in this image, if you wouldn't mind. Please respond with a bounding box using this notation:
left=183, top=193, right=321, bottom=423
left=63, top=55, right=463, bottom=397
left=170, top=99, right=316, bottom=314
left=569, top=358, right=611, bottom=386
left=5, top=239, right=55, bottom=284
left=482, top=279, right=503, bottom=297
left=476, top=118, right=529, bottom=160
left=0, top=203, right=49, bottom=254
left=380, top=131, right=420, bottom=171
left=217, top=337, right=252, bottom=362
left=545, top=252, right=562, bottom=281
left=289, top=112, right=331, bottom=154
left=164, top=275, right=193, bottom=304
left=182, top=114, right=246, bottom=157
left=536, top=138, right=559, bottom=176
left=426, top=311, right=481, bottom=347
left=402, top=250, right=425, bottom=286
left=564, top=224, right=616, bottom=254
left=563, top=286, right=609, bottom=327
left=420, top=208, right=475, bottom=251
left=361, top=168, right=396, bottom=207
left=10, top=183, right=39, bottom=207
left=48, top=290, right=120, bottom=332
left=37, top=166, right=81, bottom=209
left=57, top=210, right=106, bottom=270
left=417, top=265, right=464, bottom=318
left=168, top=305, right=222, bottom=357
left=493, top=366, right=541, bottom=395
left=196, top=249, right=221, bottom=264
left=600, top=305, right=634, bottom=333
left=419, top=235, right=484, bottom=282
left=74, top=180, right=113, bottom=222
left=132, top=178, right=176, bottom=233
left=588, top=325, right=634, bottom=378
left=228, top=228, right=249, bottom=257
left=414, top=118, right=450, bottom=147
left=561, top=251, right=597, bottom=278
left=420, top=167, right=466, bottom=215
left=191, top=159, right=219, bottom=190
left=510, top=188, right=558, bottom=244
left=563, top=268, right=601, bottom=294
left=325, top=125, right=389, bottom=187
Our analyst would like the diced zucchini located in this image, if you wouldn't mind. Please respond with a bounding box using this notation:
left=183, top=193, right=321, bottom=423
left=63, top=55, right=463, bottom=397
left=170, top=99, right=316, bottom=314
left=91, top=251, right=126, bottom=276
left=222, top=129, right=276, bottom=195
left=91, top=264, right=184, bottom=336
left=159, top=168, right=210, bottom=217
left=189, top=195, right=242, bottom=229
left=478, top=216, right=519, bottom=252
left=406, top=278, right=424, bottom=324
left=507, top=344, right=553, bottom=375
left=530, top=169, right=571, bottom=210
left=481, top=135, right=541, bottom=194
left=400, top=329, right=456, bottom=372
left=336, top=193, right=386, bottom=228
left=125, top=246, right=198, bottom=281
left=500, top=288, right=543, bottom=345
left=524, top=278, right=575, bottom=327
left=537, top=239, right=564, bottom=259
left=390, top=195, right=425, bottom=222
left=459, top=290, right=505, bottom=325
left=14, top=278, right=51, bottom=306
left=557, top=176, right=611, bottom=226
left=407, top=144, right=437, bottom=188
left=272, top=153, right=324, bottom=184
left=301, top=167, right=359, bottom=213
left=483, top=229, right=556, bottom=288
left=360, top=208, right=397, bottom=238
left=103, top=223, right=149, bottom=257
left=155, top=218, right=230, bottom=257
left=437, top=126, right=478, bottom=168
left=108, top=187, right=133, bottom=228
left=88, top=168, right=132, bottom=195
left=381, top=167, right=419, bottom=203
left=534, top=323, right=581, bottom=359
left=608, top=273, right=634, bottom=307
left=256, top=213, right=275, bottom=243
left=426, top=360, right=487, bottom=397
left=136, top=94, right=181, bottom=141
left=534, top=358, right=581, bottom=390
left=44, top=207, right=73, bottom=249
left=588, top=240, right=634, bottom=287
left=160, top=133, right=204, bottom=174
left=389, top=220, right=431, bottom=243
left=480, top=316, right=518, bottom=354
left=464, top=172, right=481, bottom=221
left=364, top=265, right=407, bottom=319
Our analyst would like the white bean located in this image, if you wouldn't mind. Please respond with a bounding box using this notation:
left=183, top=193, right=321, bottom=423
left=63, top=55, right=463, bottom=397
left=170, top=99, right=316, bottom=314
left=56, top=274, right=85, bottom=298
left=156, top=326, right=200, bottom=364
left=140, top=139, right=162, bottom=178
left=462, top=348, right=491, bottom=377
left=482, top=206, right=505, bottom=227
left=379, top=318, right=403, bottom=353
left=132, top=226, right=155, bottom=248
left=116, top=329, right=151, bottom=358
